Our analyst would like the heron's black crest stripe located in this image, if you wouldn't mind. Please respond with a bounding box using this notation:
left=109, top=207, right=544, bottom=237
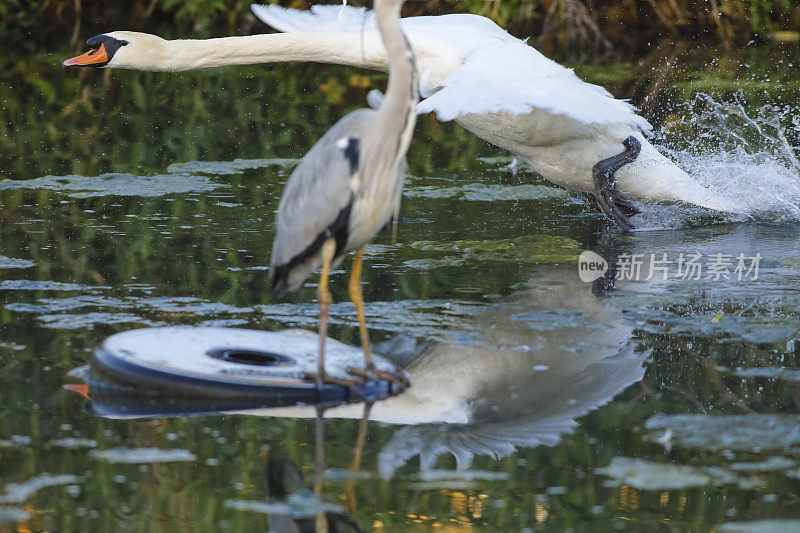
left=85, top=35, right=129, bottom=67
left=394, top=108, right=412, bottom=157
left=343, top=138, right=360, bottom=174
left=271, top=198, right=354, bottom=296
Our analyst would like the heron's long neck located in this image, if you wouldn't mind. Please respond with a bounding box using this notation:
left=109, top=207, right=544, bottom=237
left=374, top=0, right=418, bottom=138
left=149, top=33, right=388, bottom=72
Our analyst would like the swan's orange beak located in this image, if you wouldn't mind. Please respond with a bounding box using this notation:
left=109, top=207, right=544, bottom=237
left=63, top=43, right=109, bottom=67
left=63, top=383, right=91, bottom=400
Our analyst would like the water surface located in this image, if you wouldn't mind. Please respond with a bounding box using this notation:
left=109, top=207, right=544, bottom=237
left=1, top=43, right=800, bottom=531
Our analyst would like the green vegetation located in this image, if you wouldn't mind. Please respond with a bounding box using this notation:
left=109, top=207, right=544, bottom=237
left=3, top=0, right=799, bottom=57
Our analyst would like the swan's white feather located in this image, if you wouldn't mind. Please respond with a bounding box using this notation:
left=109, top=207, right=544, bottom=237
left=418, top=42, right=651, bottom=130
left=253, top=4, right=512, bottom=46
left=251, top=4, right=376, bottom=34
left=253, top=5, right=647, bottom=129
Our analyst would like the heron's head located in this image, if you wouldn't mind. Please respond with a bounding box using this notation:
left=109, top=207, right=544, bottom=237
left=63, top=31, right=167, bottom=70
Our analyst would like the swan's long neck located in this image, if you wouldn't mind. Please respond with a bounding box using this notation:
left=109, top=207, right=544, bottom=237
left=373, top=0, right=418, bottom=140
left=127, top=33, right=388, bottom=72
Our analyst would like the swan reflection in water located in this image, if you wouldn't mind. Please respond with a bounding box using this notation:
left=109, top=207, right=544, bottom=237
left=251, top=260, right=648, bottom=477
left=247, top=224, right=798, bottom=476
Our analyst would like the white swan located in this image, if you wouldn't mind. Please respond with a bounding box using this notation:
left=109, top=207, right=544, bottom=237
left=63, top=4, right=744, bottom=228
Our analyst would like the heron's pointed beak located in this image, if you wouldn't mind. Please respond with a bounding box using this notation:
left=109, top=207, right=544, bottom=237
left=63, top=43, right=109, bottom=67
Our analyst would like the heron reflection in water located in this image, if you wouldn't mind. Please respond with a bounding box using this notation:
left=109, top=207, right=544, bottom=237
left=265, top=405, right=370, bottom=533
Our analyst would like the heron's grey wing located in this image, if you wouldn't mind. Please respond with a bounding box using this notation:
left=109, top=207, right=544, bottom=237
left=269, top=110, right=374, bottom=296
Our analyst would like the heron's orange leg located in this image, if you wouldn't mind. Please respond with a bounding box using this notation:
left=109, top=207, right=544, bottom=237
left=347, top=249, right=410, bottom=389
left=314, top=407, right=329, bottom=533
left=316, top=238, right=337, bottom=390
left=348, top=247, right=373, bottom=368
left=345, top=402, right=372, bottom=516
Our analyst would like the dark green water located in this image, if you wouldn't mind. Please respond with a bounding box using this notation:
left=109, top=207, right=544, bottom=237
left=1, top=42, right=800, bottom=531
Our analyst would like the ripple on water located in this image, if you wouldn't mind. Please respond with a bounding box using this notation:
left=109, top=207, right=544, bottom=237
left=735, top=367, right=800, bottom=383
left=646, top=414, right=800, bottom=452
left=49, top=438, right=98, bottom=450
left=406, top=234, right=582, bottom=269
left=0, top=280, right=110, bottom=292
left=256, top=299, right=487, bottom=340
left=226, top=492, right=343, bottom=519
left=166, top=158, right=298, bottom=175
left=0, top=436, right=31, bottom=448
left=730, top=457, right=796, bottom=471
left=596, top=457, right=765, bottom=491
left=0, top=474, right=80, bottom=504
left=0, top=508, right=30, bottom=524
left=0, top=172, right=223, bottom=198
left=0, top=256, right=34, bottom=269
left=718, top=520, right=800, bottom=532
left=6, top=295, right=254, bottom=330
left=90, top=448, right=196, bottom=464
left=408, top=469, right=509, bottom=490
left=404, top=183, right=570, bottom=202
left=37, top=312, right=147, bottom=330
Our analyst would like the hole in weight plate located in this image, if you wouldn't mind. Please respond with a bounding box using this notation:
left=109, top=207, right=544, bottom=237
left=206, top=349, right=295, bottom=367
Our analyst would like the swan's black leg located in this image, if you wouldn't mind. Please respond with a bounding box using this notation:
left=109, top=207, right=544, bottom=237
left=592, top=136, right=642, bottom=231
left=586, top=194, right=641, bottom=218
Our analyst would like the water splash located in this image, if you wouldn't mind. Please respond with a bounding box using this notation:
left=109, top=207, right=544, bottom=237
left=654, top=93, right=800, bottom=224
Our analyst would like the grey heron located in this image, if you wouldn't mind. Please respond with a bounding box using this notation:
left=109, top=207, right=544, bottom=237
left=267, top=0, right=416, bottom=389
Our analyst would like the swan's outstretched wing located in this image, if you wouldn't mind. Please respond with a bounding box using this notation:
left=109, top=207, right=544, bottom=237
left=417, top=41, right=652, bottom=131
left=251, top=4, right=376, bottom=33
left=252, top=4, right=649, bottom=130
left=251, top=3, right=512, bottom=47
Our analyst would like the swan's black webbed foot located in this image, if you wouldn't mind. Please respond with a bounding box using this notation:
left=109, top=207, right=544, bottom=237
left=592, top=135, right=642, bottom=231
